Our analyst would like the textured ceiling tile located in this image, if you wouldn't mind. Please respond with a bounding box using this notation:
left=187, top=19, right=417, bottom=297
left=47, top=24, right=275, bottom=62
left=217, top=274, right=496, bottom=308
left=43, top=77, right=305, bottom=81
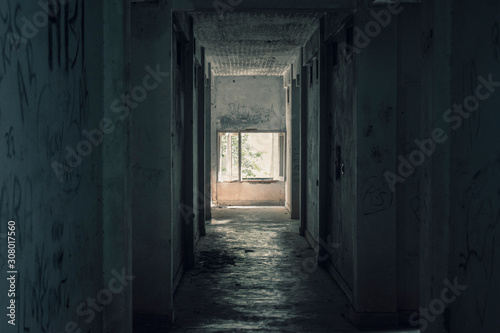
left=192, top=12, right=322, bottom=76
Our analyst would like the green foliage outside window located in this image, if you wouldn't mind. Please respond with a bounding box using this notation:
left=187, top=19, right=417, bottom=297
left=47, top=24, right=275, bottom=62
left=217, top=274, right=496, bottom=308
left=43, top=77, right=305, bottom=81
left=220, top=133, right=268, bottom=179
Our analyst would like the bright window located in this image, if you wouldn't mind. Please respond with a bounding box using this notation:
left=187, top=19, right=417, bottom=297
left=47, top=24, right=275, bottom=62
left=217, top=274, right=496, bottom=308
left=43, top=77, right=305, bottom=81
left=218, top=132, right=285, bottom=182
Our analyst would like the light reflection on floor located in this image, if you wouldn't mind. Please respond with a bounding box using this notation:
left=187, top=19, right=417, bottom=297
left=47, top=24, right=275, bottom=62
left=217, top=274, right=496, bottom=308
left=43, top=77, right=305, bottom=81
left=169, top=207, right=421, bottom=333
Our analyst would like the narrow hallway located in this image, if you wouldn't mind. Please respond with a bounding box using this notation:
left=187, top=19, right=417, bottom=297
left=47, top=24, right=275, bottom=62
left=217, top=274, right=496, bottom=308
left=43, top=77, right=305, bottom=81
left=2, top=1, right=500, bottom=332
left=171, top=207, right=357, bottom=332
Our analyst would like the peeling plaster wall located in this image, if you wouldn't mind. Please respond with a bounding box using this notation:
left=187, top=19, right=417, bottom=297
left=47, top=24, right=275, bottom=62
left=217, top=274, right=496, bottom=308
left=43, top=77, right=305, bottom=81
left=213, top=76, right=286, bottom=132
left=0, top=1, right=104, bottom=331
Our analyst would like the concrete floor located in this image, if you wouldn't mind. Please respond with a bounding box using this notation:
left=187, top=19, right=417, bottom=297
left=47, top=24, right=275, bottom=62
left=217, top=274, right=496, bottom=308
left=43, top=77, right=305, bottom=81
left=167, top=207, right=420, bottom=333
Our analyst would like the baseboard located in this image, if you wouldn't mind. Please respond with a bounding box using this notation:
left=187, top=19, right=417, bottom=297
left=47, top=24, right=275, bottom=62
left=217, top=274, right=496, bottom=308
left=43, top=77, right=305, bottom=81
left=195, top=229, right=200, bottom=244
left=172, top=262, right=184, bottom=293
left=290, top=225, right=414, bottom=331
left=325, top=260, right=353, bottom=304
left=304, top=229, right=318, bottom=252
left=284, top=201, right=291, bottom=212
left=303, top=231, right=354, bottom=306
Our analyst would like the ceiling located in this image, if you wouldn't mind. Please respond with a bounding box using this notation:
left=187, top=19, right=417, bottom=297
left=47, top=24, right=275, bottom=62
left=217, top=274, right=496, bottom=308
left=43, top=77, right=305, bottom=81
left=191, top=12, right=323, bottom=76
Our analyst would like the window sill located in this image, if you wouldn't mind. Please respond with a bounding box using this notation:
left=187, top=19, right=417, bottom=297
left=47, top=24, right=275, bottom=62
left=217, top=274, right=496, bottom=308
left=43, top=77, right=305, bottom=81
left=217, top=180, right=284, bottom=184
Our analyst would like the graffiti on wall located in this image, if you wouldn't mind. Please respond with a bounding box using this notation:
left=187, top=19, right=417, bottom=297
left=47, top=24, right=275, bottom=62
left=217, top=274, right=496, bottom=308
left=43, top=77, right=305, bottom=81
left=361, top=175, right=393, bottom=215
left=0, top=1, right=89, bottom=331
left=219, top=103, right=281, bottom=128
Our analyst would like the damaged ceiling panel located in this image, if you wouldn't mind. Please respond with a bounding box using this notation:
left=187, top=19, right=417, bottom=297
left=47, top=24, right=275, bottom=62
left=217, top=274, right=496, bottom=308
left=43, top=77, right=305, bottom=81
left=191, top=12, right=323, bottom=76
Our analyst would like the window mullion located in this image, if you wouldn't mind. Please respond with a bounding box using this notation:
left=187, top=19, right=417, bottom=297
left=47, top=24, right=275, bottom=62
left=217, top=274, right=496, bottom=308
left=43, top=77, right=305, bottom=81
left=238, top=133, right=242, bottom=182
left=227, top=133, right=231, bottom=180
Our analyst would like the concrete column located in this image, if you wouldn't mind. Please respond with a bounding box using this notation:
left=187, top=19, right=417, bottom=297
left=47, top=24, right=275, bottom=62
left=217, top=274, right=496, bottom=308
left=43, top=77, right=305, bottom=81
left=318, top=18, right=329, bottom=265
left=286, top=68, right=293, bottom=213
left=299, top=50, right=308, bottom=236
left=396, top=3, right=422, bottom=321
left=131, top=0, right=174, bottom=325
left=419, top=0, right=452, bottom=332
left=197, top=47, right=207, bottom=237
left=291, top=75, right=301, bottom=219
left=204, top=63, right=212, bottom=221
left=446, top=1, right=500, bottom=331
left=182, top=15, right=195, bottom=269
left=302, top=26, right=322, bottom=247
left=103, top=0, right=132, bottom=332
left=351, top=0, right=399, bottom=326
left=211, top=70, right=218, bottom=204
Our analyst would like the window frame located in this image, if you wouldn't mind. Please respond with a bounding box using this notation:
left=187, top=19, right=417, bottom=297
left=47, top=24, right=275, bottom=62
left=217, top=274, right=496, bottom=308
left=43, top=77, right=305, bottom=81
left=217, top=130, right=286, bottom=183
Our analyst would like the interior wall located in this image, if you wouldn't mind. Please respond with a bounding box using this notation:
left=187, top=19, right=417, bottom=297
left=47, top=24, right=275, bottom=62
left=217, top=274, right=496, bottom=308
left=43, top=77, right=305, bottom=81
left=204, top=61, right=212, bottom=220
left=395, top=4, right=421, bottom=319
left=193, top=42, right=206, bottom=239
left=211, top=76, right=286, bottom=205
left=302, top=3, right=414, bottom=327
left=312, top=8, right=421, bottom=325
left=217, top=182, right=285, bottom=206
left=299, top=51, right=309, bottom=235
left=171, top=10, right=193, bottom=292
left=324, top=16, right=356, bottom=300
left=282, top=62, right=301, bottom=218
left=352, top=0, right=398, bottom=323
left=420, top=0, right=500, bottom=331
left=290, top=66, right=301, bottom=219
left=192, top=45, right=200, bottom=242
left=303, top=28, right=321, bottom=246
left=212, top=76, right=286, bottom=132
left=418, top=1, right=452, bottom=332
left=449, top=1, right=500, bottom=330
left=0, top=1, right=105, bottom=331
left=131, top=0, right=174, bottom=324
left=103, top=0, right=132, bottom=331
left=285, top=68, right=293, bottom=211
